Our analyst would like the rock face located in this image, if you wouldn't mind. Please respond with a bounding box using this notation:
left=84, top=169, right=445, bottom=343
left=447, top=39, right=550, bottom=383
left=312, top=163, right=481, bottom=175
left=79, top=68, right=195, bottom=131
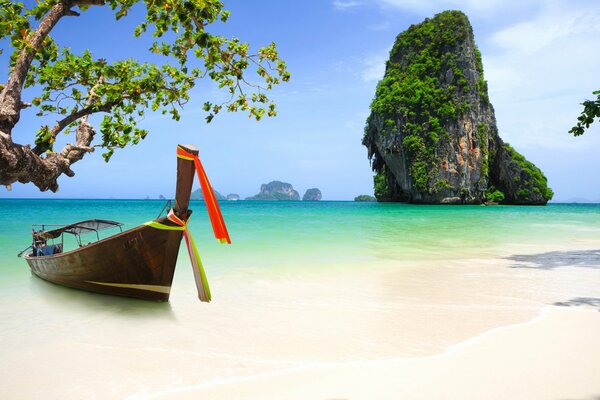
left=190, top=188, right=226, bottom=201
left=362, top=10, right=553, bottom=205
left=226, top=193, right=240, bottom=201
left=302, top=188, right=322, bottom=201
left=246, top=181, right=300, bottom=200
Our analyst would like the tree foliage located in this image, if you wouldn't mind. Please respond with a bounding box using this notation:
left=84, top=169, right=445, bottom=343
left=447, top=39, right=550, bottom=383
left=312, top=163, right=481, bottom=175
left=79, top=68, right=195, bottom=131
left=0, top=0, right=290, bottom=191
left=569, top=90, right=600, bottom=136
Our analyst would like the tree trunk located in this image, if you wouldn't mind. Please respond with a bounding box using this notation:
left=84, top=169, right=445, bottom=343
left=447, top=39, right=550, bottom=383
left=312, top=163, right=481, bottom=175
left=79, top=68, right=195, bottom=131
left=0, top=119, right=95, bottom=192
left=0, top=0, right=104, bottom=192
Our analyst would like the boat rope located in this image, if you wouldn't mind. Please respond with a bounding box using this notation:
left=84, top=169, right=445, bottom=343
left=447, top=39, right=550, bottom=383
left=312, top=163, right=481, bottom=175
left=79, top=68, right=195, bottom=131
left=144, top=209, right=211, bottom=302
left=177, top=145, right=231, bottom=244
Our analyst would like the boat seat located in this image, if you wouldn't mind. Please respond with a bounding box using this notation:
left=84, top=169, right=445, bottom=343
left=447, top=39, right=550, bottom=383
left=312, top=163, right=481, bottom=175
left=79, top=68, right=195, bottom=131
left=35, top=244, right=62, bottom=256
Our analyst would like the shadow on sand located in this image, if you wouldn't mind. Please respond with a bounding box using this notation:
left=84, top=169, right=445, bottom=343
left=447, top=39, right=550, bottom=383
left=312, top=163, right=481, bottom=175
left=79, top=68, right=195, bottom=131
left=507, top=250, right=600, bottom=313
left=506, top=249, right=600, bottom=270
left=554, top=297, right=600, bottom=312
left=30, top=274, right=175, bottom=320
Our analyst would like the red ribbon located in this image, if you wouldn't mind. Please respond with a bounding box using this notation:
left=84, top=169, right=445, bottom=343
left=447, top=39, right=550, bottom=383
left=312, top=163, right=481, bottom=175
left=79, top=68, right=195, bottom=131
left=177, top=146, right=231, bottom=244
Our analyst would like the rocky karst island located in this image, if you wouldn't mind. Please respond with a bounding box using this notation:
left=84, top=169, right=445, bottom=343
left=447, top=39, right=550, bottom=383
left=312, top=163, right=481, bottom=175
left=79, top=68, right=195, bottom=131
left=302, top=188, right=322, bottom=201
left=246, top=181, right=321, bottom=200
left=363, top=11, right=553, bottom=205
left=190, top=188, right=226, bottom=201
left=246, top=181, right=301, bottom=200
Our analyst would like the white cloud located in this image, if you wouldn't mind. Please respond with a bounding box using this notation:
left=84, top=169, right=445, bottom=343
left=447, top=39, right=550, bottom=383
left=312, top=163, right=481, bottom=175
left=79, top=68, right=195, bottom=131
left=367, top=20, right=391, bottom=31
left=360, top=48, right=390, bottom=83
left=483, top=1, right=600, bottom=151
left=332, top=0, right=362, bottom=11
left=490, top=3, right=600, bottom=55
left=376, top=0, right=527, bottom=16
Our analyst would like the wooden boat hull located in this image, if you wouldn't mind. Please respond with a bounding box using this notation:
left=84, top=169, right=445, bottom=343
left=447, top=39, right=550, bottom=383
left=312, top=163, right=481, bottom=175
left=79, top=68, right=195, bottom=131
left=24, top=216, right=184, bottom=302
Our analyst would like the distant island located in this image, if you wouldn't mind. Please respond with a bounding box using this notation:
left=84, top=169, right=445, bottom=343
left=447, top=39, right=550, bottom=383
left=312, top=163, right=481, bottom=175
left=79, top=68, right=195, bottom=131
left=227, top=194, right=240, bottom=201
left=302, top=188, right=322, bottom=201
left=362, top=11, right=552, bottom=205
left=354, top=195, right=376, bottom=202
left=246, top=181, right=300, bottom=200
left=191, top=188, right=226, bottom=201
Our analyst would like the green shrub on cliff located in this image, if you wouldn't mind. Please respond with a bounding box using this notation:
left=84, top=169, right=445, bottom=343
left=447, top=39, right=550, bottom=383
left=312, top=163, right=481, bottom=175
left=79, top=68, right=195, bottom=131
left=485, top=187, right=505, bottom=202
left=374, top=168, right=389, bottom=199
left=503, top=144, right=553, bottom=201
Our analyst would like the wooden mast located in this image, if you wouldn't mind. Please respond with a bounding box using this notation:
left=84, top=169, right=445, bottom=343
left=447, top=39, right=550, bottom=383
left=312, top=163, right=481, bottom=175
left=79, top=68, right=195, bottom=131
left=173, top=144, right=198, bottom=219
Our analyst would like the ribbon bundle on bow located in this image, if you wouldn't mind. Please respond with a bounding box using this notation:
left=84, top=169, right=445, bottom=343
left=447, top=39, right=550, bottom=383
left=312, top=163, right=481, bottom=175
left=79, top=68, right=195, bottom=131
left=168, top=209, right=212, bottom=302
left=144, top=209, right=214, bottom=302
left=145, top=146, right=231, bottom=302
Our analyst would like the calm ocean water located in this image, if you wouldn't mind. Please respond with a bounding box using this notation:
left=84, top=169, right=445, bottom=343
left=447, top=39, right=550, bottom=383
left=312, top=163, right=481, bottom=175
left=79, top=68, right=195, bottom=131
left=1, top=199, right=600, bottom=285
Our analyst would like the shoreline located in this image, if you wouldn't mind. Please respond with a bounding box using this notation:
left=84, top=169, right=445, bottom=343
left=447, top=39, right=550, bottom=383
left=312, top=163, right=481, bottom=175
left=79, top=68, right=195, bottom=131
left=147, top=306, right=600, bottom=400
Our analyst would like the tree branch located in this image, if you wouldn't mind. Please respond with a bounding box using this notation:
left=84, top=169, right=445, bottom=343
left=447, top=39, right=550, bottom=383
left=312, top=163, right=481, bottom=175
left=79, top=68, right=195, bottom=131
left=60, top=116, right=96, bottom=166
left=0, top=134, right=70, bottom=192
left=0, top=0, right=105, bottom=134
left=32, top=101, right=115, bottom=154
left=0, top=113, right=99, bottom=192
left=0, top=2, right=70, bottom=133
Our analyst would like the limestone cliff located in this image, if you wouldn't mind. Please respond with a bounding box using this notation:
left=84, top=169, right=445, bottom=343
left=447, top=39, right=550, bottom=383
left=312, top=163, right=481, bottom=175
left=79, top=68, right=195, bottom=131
left=246, top=181, right=300, bottom=200
left=362, top=10, right=553, bottom=205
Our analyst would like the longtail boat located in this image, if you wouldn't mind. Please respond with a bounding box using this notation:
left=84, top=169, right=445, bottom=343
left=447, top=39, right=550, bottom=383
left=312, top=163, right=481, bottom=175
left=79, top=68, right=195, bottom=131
left=19, top=144, right=231, bottom=302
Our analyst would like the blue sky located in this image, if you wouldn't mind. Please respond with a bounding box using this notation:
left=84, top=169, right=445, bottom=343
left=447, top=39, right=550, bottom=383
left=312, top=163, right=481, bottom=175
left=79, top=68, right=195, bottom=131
left=2, top=0, right=600, bottom=201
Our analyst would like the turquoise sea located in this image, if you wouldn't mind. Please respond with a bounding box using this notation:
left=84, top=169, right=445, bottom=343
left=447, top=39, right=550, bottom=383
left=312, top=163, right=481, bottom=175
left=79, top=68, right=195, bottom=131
left=2, top=199, right=600, bottom=305
left=2, top=200, right=600, bottom=280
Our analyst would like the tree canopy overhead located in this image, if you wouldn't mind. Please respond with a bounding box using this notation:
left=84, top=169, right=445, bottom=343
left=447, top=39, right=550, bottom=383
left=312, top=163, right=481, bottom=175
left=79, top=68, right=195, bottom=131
left=0, top=0, right=290, bottom=192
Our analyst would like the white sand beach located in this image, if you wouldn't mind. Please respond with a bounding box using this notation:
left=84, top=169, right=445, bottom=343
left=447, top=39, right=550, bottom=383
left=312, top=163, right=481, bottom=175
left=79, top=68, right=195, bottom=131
left=159, top=307, right=600, bottom=400
left=1, top=239, right=600, bottom=400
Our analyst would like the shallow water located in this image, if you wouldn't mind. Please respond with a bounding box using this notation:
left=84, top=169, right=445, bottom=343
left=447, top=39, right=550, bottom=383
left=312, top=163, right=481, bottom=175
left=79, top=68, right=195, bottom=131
left=3, top=200, right=600, bottom=273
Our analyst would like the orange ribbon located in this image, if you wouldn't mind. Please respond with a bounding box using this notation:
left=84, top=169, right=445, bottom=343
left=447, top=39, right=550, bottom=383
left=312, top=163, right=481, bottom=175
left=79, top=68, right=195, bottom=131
left=177, top=146, right=231, bottom=244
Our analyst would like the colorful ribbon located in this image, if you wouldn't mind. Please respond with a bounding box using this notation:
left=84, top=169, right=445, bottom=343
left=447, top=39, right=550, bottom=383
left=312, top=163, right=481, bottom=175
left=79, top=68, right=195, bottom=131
left=144, top=146, right=230, bottom=302
left=177, top=146, right=231, bottom=244
left=144, top=210, right=211, bottom=302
